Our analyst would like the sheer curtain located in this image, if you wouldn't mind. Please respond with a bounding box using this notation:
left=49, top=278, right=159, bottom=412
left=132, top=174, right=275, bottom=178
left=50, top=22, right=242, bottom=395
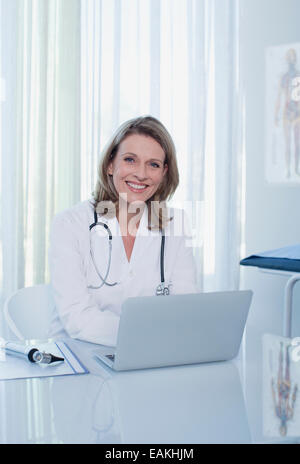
left=80, top=0, right=244, bottom=292
left=0, top=0, right=243, bottom=328
left=0, top=0, right=81, bottom=311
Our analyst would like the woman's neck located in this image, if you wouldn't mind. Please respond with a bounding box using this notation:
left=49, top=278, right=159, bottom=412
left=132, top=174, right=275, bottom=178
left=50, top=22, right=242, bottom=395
left=117, top=201, right=145, bottom=236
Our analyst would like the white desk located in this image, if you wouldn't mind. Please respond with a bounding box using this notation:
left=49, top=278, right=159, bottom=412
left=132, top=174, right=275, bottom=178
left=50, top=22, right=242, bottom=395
left=0, top=333, right=299, bottom=444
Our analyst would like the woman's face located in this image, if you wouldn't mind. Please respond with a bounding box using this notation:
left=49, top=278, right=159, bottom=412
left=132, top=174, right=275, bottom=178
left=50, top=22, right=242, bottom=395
left=107, top=133, right=168, bottom=205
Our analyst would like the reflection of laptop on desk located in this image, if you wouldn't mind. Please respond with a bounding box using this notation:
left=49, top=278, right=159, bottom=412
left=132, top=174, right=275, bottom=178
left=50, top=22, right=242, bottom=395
left=94, top=290, right=253, bottom=372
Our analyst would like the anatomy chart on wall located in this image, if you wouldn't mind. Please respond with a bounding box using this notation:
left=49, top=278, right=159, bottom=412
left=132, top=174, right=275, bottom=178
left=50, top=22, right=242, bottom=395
left=263, top=334, right=300, bottom=439
left=265, top=43, right=300, bottom=183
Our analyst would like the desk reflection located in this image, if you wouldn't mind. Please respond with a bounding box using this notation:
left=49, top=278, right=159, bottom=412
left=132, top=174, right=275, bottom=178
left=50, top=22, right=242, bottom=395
left=50, top=360, right=251, bottom=444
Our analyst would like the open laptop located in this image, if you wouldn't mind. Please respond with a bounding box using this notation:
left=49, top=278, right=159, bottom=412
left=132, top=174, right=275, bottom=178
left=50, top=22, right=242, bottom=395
left=94, top=290, right=253, bottom=371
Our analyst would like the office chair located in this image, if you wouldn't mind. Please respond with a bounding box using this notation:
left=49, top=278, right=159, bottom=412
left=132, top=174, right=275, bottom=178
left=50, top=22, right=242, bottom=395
left=3, top=284, right=55, bottom=340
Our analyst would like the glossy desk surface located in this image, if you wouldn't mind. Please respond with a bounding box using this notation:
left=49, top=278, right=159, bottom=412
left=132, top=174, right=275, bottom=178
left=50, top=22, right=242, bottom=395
left=1, top=330, right=300, bottom=444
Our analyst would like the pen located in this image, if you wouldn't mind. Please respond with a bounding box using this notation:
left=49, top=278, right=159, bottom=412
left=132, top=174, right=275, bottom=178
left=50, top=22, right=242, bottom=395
left=2, top=342, right=64, bottom=364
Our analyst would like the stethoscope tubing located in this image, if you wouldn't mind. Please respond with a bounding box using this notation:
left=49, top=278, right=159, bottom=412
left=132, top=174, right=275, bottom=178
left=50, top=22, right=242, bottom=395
left=89, top=209, right=168, bottom=295
left=89, top=211, right=117, bottom=289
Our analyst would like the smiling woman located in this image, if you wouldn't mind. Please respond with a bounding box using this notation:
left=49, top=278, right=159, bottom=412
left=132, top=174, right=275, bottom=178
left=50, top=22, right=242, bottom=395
left=49, top=115, right=198, bottom=346
left=93, top=115, right=179, bottom=231
left=107, top=133, right=168, bottom=212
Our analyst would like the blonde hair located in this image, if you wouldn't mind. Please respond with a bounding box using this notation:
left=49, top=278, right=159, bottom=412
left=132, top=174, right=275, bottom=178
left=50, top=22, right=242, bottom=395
left=92, top=116, right=179, bottom=230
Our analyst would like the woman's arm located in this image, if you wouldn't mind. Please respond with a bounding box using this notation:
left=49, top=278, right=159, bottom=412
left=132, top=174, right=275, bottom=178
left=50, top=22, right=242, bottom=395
left=49, top=214, right=119, bottom=346
left=168, top=210, right=199, bottom=294
left=169, top=239, right=198, bottom=294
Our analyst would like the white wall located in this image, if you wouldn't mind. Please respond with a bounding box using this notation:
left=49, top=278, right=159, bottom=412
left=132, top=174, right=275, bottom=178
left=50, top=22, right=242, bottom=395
left=241, top=0, right=300, bottom=337
left=240, top=0, right=300, bottom=442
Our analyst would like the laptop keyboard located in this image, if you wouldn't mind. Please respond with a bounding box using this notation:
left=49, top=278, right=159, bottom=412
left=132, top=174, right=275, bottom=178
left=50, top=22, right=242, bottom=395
left=105, top=354, right=115, bottom=361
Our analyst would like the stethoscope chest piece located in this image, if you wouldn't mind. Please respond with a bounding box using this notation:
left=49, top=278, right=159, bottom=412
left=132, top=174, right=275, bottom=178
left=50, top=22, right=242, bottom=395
left=156, top=284, right=170, bottom=296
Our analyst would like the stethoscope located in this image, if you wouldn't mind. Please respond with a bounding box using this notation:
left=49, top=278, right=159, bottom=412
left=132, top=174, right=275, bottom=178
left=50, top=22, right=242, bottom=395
left=88, top=210, right=170, bottom=296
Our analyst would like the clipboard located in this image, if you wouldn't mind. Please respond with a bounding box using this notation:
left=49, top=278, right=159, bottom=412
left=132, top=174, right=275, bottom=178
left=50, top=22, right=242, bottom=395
left=0, top=341, right=89, bottom=381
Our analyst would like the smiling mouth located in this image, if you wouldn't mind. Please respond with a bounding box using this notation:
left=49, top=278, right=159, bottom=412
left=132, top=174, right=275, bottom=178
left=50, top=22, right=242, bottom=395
left=125, top=181, right=149, bottom=192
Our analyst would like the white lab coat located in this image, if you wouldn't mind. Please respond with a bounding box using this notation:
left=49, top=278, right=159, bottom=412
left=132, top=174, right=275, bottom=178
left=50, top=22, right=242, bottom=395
left=49, top=199, right=198, bottom=346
